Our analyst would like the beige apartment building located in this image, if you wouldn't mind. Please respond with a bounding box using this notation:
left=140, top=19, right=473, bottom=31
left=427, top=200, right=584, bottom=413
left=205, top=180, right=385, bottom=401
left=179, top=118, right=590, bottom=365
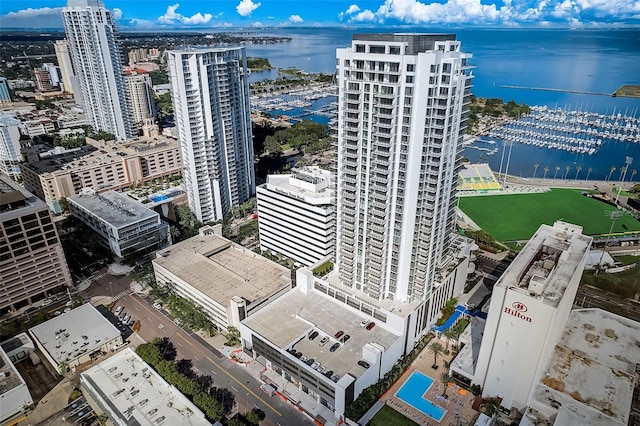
left=21, top=136, right=181, bottom=214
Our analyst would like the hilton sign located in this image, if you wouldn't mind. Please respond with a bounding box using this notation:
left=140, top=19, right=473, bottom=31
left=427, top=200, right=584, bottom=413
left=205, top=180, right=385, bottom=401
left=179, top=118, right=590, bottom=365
left=504, top=301, right=532, bottom=323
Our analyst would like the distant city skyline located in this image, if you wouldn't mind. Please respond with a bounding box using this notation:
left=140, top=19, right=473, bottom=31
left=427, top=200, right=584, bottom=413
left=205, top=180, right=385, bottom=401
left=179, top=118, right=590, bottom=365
left=1, top=0, right=639, bottom=30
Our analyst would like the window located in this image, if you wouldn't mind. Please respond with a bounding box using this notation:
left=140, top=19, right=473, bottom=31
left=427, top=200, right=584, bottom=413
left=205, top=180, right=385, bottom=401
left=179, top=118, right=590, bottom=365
left=355, top=44, right=365, bottom=53
left=407, top=64, right=415, bottom=72
left=369, top=45, right=385, bottom=54
left=389, top=46, right=400, bottom=55
left=406, top=76, right=414, bottom=83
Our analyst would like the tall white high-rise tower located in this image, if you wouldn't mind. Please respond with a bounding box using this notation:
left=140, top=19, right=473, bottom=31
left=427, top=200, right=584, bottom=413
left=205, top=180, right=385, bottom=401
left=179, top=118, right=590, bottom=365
left=167, top=47, right=255, bottom=223
left=335, top=34, right=473, bottom=303
left=61, top=0, right=132, bottom=140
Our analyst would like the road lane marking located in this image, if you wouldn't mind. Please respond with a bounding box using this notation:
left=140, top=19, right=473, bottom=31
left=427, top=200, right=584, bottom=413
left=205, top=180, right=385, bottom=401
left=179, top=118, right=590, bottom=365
left=206, top=356, right=282, bottom=417
left=232, top=386, right=238, bottom=393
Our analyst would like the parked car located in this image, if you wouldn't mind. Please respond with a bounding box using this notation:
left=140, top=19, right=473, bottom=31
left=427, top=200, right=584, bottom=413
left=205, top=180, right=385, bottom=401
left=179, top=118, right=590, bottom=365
left=293, top=351, right=302, bottom=359
left=334, top=330, right=344, bottom=339
left=122, top=314, right=131, bottom=324
left=331, top=375, right=340, bottom=383
left=115, top=306, right=124, bottom=315
left=319, top=336, right=329, bottom=346
left=174, top=318, right=182, bottom=326
left=300, top=356, right=309, bottom=363
left=311, top=362, right=320, bottom=370
left=360, top=319, right=370, bottom=328
left=366, top=322, right=376, bottom=331
left=153, top=302, right=163, bottom=310
left=329, top=343, right=340, bottom=352
left=340, top=334, right=350, bottom=343
left=305, top=358, right=315, bottom=366
left=324, top=370, right=333, bottom=378
left=317, top=365, right=326, bottom=373
left=308, top=331, right=319, bottom=340
left=358, top=360, right=370, bottom=368
left=43, top=299, right=53, bottom=306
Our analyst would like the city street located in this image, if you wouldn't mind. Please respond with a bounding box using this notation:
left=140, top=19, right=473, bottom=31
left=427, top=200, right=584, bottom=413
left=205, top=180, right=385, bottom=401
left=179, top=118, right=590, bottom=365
left=83, top=273, right=311, bottom=426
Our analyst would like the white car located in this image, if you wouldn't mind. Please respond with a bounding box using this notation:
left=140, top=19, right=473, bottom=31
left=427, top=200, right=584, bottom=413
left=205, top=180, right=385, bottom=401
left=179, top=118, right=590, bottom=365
left=43, top=299, right=53, bottom=306
left=115, top=306, right=124, bottom=315
left=360, top=319, right=370, bottom=328
left=122, top=314, right=131, bottom=324
left=153, top=302, right=163, bottom=310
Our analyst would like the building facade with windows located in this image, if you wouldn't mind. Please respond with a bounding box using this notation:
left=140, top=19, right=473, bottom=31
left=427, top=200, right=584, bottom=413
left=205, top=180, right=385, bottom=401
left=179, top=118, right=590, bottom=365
left=54, top=40, right=76, bottom=95
left=62, top=0, right=132, bottom=140
left=0, top=77, right=11, bottom=103
left=0, top=175, right=72, bottom=315
left=67, top=190, right=168, bottom=258
left=21, top=136, right=181, bottom=214
left=124, top=69, right=156, bottom=129
left=0, top=113, right=23, bottom=181
left=257, top=166, right=335, bottom=267
left=331, top=34, right=475, bottom=347
left=167, top=46, right=255, bottom=223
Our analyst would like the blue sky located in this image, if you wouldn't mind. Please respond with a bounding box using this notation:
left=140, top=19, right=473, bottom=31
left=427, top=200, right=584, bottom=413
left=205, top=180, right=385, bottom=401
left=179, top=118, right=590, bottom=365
left=1, top=0, right=639, bottom=29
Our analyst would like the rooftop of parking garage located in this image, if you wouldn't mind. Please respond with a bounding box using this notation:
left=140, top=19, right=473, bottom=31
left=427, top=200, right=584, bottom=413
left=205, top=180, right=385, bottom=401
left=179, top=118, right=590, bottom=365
left=243, top=287, right=400, bottom=380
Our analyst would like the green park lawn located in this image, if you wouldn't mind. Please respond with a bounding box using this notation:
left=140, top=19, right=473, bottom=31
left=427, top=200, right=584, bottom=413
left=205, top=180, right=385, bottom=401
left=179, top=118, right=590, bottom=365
left=459, top=188, right=640, bottom=241
left=369, top=405, right=420, bottom=426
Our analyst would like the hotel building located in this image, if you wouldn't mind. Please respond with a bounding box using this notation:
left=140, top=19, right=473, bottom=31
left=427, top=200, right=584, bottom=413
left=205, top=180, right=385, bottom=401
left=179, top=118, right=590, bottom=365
left=61, top=0, right=132, bottom=140
left=0, top=175, right=72, bottom=315
left=21, top=136, right=181, bottom=214
left=167, top=46, right=255, bottom=223
left=256, top=166, right=335, bottom=266
left=0, top=113, right=23, bottom=181
left=124, top=69, right=156, bottom=128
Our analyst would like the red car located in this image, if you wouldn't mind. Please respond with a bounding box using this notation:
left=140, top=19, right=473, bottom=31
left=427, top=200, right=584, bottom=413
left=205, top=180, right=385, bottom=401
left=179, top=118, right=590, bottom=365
left=334, top=330, right=344, bottom=339
left=366, top=322, right=376, bottom=331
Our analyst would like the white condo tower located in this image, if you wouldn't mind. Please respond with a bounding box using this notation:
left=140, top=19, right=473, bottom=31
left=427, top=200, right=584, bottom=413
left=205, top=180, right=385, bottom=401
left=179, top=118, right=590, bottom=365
left=335, top=34, right=473, bottom=304
left=61, top=0, right=133, bottom=140
left=167, top=47, right=255, bottom=224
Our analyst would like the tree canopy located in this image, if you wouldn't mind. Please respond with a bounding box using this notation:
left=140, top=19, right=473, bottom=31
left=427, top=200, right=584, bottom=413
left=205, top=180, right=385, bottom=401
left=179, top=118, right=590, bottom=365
left=263, top=120, right=331, bottom=155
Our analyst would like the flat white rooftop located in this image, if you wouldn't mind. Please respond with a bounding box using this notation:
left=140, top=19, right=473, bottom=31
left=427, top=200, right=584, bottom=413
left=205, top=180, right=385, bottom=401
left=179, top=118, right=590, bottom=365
left=81, top=348, right=209, bottom=426
left=243, top=288, right=400, bottom=379
left=154, top=230, right=291, bottom=306
left=264, top=166, right=334, bottom=204
left=496, top=222, right=592, bottom=307
left=69, top=190, right=157, bottom=228
left=532, top=309, right=640, bottom=425
left=29, top=304, right=121, bottom=365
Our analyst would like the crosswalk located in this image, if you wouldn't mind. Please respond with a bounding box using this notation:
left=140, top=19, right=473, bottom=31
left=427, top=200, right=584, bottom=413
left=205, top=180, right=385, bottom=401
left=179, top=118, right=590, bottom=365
left=113, top=289, right=132, bottom=301
left=91, top=272, right=107, bottom=282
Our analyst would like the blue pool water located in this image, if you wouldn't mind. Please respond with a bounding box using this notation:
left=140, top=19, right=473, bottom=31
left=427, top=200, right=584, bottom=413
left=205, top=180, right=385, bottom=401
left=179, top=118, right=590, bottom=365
left=395, top=371, right=447, bottom=422
left=150, top=195, right=169, bottom=202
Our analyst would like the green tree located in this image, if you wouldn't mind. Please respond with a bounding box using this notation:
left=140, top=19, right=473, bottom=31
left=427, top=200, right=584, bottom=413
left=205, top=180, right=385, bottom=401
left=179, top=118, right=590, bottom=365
left=225, top=326, right=241, bottom=346
left=58, top=361, right=69, bottom=376
left=483, top=398, right=499, bottom=417
left=96, top=413, right=109, bottom=426
left=428, top=342, right=445, bottom=368
left=245, top=409, right=260, bottom=425
left=440, top=373, right=453, bottom=397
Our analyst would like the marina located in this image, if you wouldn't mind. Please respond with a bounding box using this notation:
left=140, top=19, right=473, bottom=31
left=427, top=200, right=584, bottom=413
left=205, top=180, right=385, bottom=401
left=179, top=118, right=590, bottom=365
left=488, top=106, right=640, bottom=156
left=250, top=83, right=337, bottom=120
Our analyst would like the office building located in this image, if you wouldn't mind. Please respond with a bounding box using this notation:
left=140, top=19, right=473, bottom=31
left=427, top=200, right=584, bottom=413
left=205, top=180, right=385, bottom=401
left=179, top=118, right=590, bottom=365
left=62, top=0, right=132, bottom=140
left=43, top=63, right=62, bottom=88
left=29, top=303, right=122, bottom=372
left=167, top=46, right=255, bottom=223
left=0, top=113, right=23, bottom=181
left=0, top=175, right=72, bottom=315
left=153, top=225, right=291, bottom=333
left=21, top=135, right=181, bottom=214
left=81, top=348, right=209, bottom=426
left=123, top=69, right=156, bottom=128
left=257, top=166, right=335, bottom=266
left=67, top=189, right=169, bottom=258
left=34, top=68, right=54, bottom=92
left=451, top=221, right=592, bottom=410
left=0, top=77, right=11, bottom=103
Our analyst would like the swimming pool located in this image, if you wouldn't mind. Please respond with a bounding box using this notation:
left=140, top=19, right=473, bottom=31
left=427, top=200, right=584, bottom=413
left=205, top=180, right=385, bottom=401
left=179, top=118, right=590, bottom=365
left=150, top=194, right=169, bottom=202
left=395, top=371, right=447, bottom=422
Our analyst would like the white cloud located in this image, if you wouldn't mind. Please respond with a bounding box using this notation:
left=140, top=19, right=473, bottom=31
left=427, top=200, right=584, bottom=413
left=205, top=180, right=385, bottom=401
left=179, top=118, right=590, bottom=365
left=289, top=14, right=304, bottom=23
left=157, top=3, right=213, bottom=25
left=351, top=9, right=377, bottom=21
left=346, top=4, right=361, bottom=14
left=0, top=7, right=63, bottom=28
left=236, top=0, right=261, bottom=17
left=252, top=21, right=264, bottom=27
left=112, top=8, right=123, bottom=20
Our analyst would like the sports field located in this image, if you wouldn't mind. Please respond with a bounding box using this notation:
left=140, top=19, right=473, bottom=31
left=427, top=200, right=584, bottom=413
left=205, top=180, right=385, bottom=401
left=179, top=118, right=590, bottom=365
left=458, top=188, right=640, bottom=241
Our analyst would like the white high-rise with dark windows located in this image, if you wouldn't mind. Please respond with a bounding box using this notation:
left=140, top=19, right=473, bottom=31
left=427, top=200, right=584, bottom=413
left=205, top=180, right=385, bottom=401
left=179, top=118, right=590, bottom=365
left=167, top=47, right=255, bottom=223
left=61, top=0, right=132, bottom=140
left=335, top=34, right=473, bottom=310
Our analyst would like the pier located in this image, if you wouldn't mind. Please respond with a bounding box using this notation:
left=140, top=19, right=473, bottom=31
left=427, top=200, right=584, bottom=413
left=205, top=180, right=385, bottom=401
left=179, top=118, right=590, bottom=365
left=500, top=85, right=614, bottom=97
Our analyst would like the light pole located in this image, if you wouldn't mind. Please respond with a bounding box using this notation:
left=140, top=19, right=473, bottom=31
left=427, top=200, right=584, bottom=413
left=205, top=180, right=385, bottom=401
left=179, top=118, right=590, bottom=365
left=596, top=210, right=622, bottom=273
left=109, top=282, right=114, bottom=300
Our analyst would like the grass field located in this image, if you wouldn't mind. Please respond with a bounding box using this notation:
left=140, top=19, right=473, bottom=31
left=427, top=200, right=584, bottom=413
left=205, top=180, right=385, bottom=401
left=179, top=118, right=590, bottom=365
left=369, top=405, right=420, bottom=426
left=459, top=188, right=640, bottom=241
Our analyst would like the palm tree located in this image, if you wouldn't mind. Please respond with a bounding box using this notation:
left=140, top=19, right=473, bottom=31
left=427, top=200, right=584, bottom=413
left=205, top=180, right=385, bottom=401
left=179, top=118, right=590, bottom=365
left=440, top=373, right=453, bottom=397
left=619, top=166, right=626, bottom=181
left=543, top=166, right=549, bottom=179
left=585, top=167, right=593, bottom=181
left=58, top=361, right=69, bottom=376
left=607, top=166, right=616, bottom=182
left=428, top=341, right=445, bottom=368
left=443, top=360, right=451, bottom=375
left=533, top=163, right=539, bottom=179
left=575, top=165, right=582, bottom=181
left=483, top=398, right=499, bottom=417
left=443, top=328, right=457, bottom=351
left=632, top=169, right=637, bottom=182
left=554, top=165, right=560, bottom=180
left=563, top=165, right=571, bottom=180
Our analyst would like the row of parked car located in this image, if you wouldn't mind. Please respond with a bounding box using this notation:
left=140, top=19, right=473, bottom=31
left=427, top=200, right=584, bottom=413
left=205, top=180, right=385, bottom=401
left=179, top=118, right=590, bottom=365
left=114, top=305, right=135, bottom=327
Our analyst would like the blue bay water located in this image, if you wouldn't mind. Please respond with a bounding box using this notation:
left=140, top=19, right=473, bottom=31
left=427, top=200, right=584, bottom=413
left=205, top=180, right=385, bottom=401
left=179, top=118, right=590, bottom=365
left=245, top=28, right=640, bottom=180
